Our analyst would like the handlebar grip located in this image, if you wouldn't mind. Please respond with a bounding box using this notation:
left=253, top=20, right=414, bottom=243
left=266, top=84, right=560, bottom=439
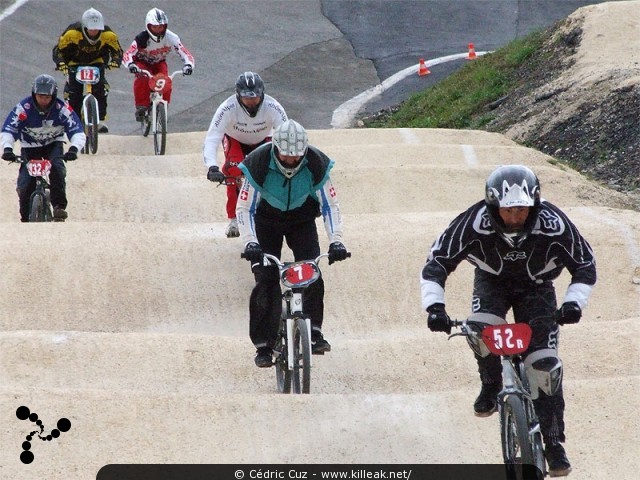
left=240, top=252, right=246, bottom=259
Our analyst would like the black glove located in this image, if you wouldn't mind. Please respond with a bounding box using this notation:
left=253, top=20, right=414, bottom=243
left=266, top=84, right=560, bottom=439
left=56, top=62, right=68, bottom=74
left=556, top=301, right=581, bottom=325
left=182, top=64, right=193, bottom=76
left=207, top=165, right=225, bottom=183
left=243, top=242, right=263, bottom=264
left=128, top=63, right=140, bottom=74
left=427, top=303, right=451, bottom=334
left=2, top=147, right=16, bottom=162
left=108, top=60, right=121, bottom=70
left=63, top=146, right=78, bottom=162
left=328, top=241, right=348, bottom=265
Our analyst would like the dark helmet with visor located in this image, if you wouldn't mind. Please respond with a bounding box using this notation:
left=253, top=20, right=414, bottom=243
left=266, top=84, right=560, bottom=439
left=31, top=74, right=58, bottom=114
left=235, top=72, right=265, bottom=117
left=484, top=164, right=541, bottom=247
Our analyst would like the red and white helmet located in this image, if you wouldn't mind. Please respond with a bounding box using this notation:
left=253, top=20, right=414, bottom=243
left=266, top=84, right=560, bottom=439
left=145, top=8, right=168, bottom=42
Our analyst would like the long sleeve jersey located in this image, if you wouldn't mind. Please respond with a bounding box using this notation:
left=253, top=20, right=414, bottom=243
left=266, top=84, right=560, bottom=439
left=420, top=200, right=596, bottom=310
left=53, top=22, right=123, bottom=67
left=1, top=97, right=86, bottom=151
left=122, top=29, right=194, bottom=68
left=202, top=94, right=288, bottom=168
left=236, top=144, right=344, bottom=246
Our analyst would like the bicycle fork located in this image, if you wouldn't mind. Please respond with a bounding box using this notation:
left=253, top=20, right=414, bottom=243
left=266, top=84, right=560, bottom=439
left=500, top=358, right=542, bottom=438
left=284, top=290, right=313, bottom=370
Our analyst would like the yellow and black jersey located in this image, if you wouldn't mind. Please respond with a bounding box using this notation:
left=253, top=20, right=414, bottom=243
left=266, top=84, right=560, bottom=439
left=52, top=22, right=123, bottom=67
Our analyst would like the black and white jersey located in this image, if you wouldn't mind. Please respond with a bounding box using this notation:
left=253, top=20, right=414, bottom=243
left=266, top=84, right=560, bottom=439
left=420, top=200, right=596, bottom=310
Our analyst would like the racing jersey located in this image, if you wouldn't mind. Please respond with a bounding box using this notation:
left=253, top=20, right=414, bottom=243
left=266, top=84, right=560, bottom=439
left=122, top=30, right=194, bottom=68
left=420, top=200, right=596, bottom=310
left=1, top=97, right=86, bottom=151
left=202, top=94, right=288, bottom=168
left=53, top=22, right=123, bottom=67
left=236, top=144, right=344, bottom=246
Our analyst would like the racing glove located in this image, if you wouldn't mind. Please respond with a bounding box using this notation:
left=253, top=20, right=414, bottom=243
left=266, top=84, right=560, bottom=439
left=243, top=242, right=263, bottom=264
left=556, top=301, right=581, bottom=325
left=207, top=165, right=225, bottom=183
left=182, top=64, right=193, bottom=76
left=63, top=146, right=78, bottom=162
left=328, top=242, right=348, bottom=265
left=427, top=303, right=451, bottom=334
left=56, top=62, right=68, bottom=74
left=128, top=63, right=140, bottom=74
left=2, top=148, right=16, bottom=162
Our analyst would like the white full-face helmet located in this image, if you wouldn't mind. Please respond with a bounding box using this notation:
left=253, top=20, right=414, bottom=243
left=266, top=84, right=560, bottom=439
left=81, top=8, right=104, bottom=45
left=145, top=8, right=168, bottom=43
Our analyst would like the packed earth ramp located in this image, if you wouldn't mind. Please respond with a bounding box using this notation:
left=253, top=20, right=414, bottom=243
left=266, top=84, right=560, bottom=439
left=0, top=128, right=638, bottom=479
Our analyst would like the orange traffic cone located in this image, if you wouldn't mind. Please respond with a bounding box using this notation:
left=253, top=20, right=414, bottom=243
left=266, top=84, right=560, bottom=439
left=466, top=43, right=477, bottom=60
left=418, top=58, right=430, bottom=76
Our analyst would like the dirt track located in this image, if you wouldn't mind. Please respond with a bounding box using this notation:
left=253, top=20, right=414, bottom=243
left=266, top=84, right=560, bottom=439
left=0, top=127, right=638, bottom=479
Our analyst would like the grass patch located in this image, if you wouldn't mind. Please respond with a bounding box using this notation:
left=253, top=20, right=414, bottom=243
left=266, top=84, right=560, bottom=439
left=363, top=29, right=547, bottom=129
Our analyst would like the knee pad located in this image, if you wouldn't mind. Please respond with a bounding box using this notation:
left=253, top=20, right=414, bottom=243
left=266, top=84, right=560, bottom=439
left=524, top=349, right=563, bottom=400
left=466, top=313, right=506, bottom=358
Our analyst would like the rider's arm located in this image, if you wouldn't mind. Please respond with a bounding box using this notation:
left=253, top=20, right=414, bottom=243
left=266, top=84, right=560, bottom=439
left=202, top=99, right=233, bottom=168
left=59, top=101, right=86, bottom=151
left=1, top=101, right=27, bottom=147
left=101, top=29, right=124, bottom=66
left=543, top=202, right=597, bottom=309
left=316, top=177, right=344, bottom=244
left=236, top=177, right=261, bottom=246
left=121, top=40, right=139, bottom=69
left=167, top=31, right=195, bottom=67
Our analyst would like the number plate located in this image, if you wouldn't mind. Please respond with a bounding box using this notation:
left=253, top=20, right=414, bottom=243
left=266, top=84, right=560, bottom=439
left=481, top=323, right=532, bottom=355
left=281, top=261, right=320, bottom=288
left=75, top=66, right=101, bottom=84
left=26, top=159, right=52, bottom=177
left=148, top=73, right=173, bottom=93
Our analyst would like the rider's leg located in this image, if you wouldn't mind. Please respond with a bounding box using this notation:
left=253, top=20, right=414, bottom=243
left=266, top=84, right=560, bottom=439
left=469, top=271, right=510, bottom=416
left=514, top=284, right=571, bottom=476
left=16, top=167, right=36, bottom=222
left=47, top=146, right=68, bottom=220
left=64, top=75, right=83, bottom=119
left=133, top=63, right=152, bottom=120
left=249, top=221, right=285, bottom=360
left=222, top=136, right=246, bottom=237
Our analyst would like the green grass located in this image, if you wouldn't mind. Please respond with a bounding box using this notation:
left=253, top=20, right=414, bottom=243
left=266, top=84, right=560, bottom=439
left=363, top=29, right=547, bottom=129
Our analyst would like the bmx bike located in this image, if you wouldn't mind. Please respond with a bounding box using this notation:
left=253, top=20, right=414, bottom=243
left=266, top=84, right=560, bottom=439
left=448, top=319, right=545, bottom=480
left=241, top=251, right=350, bottom=394
left=138, top=69, right=183, bottom=156
left=72, top=66, right=101, bottom=155
left=9, top=156, right=61, bottom=222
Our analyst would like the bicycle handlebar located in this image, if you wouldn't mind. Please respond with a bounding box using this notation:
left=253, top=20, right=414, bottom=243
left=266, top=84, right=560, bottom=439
left=240, top=251, right=352, bottom=266
left=138, top=69, right=184, bottom=79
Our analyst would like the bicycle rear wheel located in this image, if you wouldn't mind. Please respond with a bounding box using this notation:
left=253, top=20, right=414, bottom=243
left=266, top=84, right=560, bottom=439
left=501, top=395, right=536, bottom=473
left=275, top=321, right=291, bottom=394
left=154, top=102, right=167, bottom=155
left=28, top=192, right=48, bottom=222
left=291, top=318, right=311, bottom=394
left=83, top=95, right=99, bottom=155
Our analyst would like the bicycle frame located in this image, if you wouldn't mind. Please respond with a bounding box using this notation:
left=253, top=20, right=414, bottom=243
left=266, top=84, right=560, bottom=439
left=449, top=320, right=546, bottom=477
left=263, top=253, right=325, bottom=372
left=74, top=66, right=100, bottom=154
left=12, top=157, right=53, bottom=222
left=140, top=70, right=182, bottom=130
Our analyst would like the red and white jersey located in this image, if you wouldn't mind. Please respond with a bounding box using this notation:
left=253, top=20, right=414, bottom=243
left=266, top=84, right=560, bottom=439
left=202, top=94, right=288, bottom=168
left=122, top=29, right=194, bottom=68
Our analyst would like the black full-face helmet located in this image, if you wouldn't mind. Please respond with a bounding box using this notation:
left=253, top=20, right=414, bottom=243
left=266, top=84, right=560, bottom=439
left=235, top=72, right=265, bottom=117
left=31, top=74, right=58, bottom=114
left=484, top=164, right=541, bottom=247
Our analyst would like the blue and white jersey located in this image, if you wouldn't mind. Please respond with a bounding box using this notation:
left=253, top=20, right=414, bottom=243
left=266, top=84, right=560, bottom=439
left=0, top=97, right=86, bottom=151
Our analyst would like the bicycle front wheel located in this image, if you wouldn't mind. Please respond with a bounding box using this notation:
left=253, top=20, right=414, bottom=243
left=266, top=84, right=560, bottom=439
left=501, top=395, right=536, bottom=469
left=154, top=102, right=167, bottom=155
left=28, top=192, right=48, bottom=222
left=83, top=95, right=99, bottom=154
left=291, top=318, right=311, bottom=394
left=275, top=323, right=292, bottom=394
